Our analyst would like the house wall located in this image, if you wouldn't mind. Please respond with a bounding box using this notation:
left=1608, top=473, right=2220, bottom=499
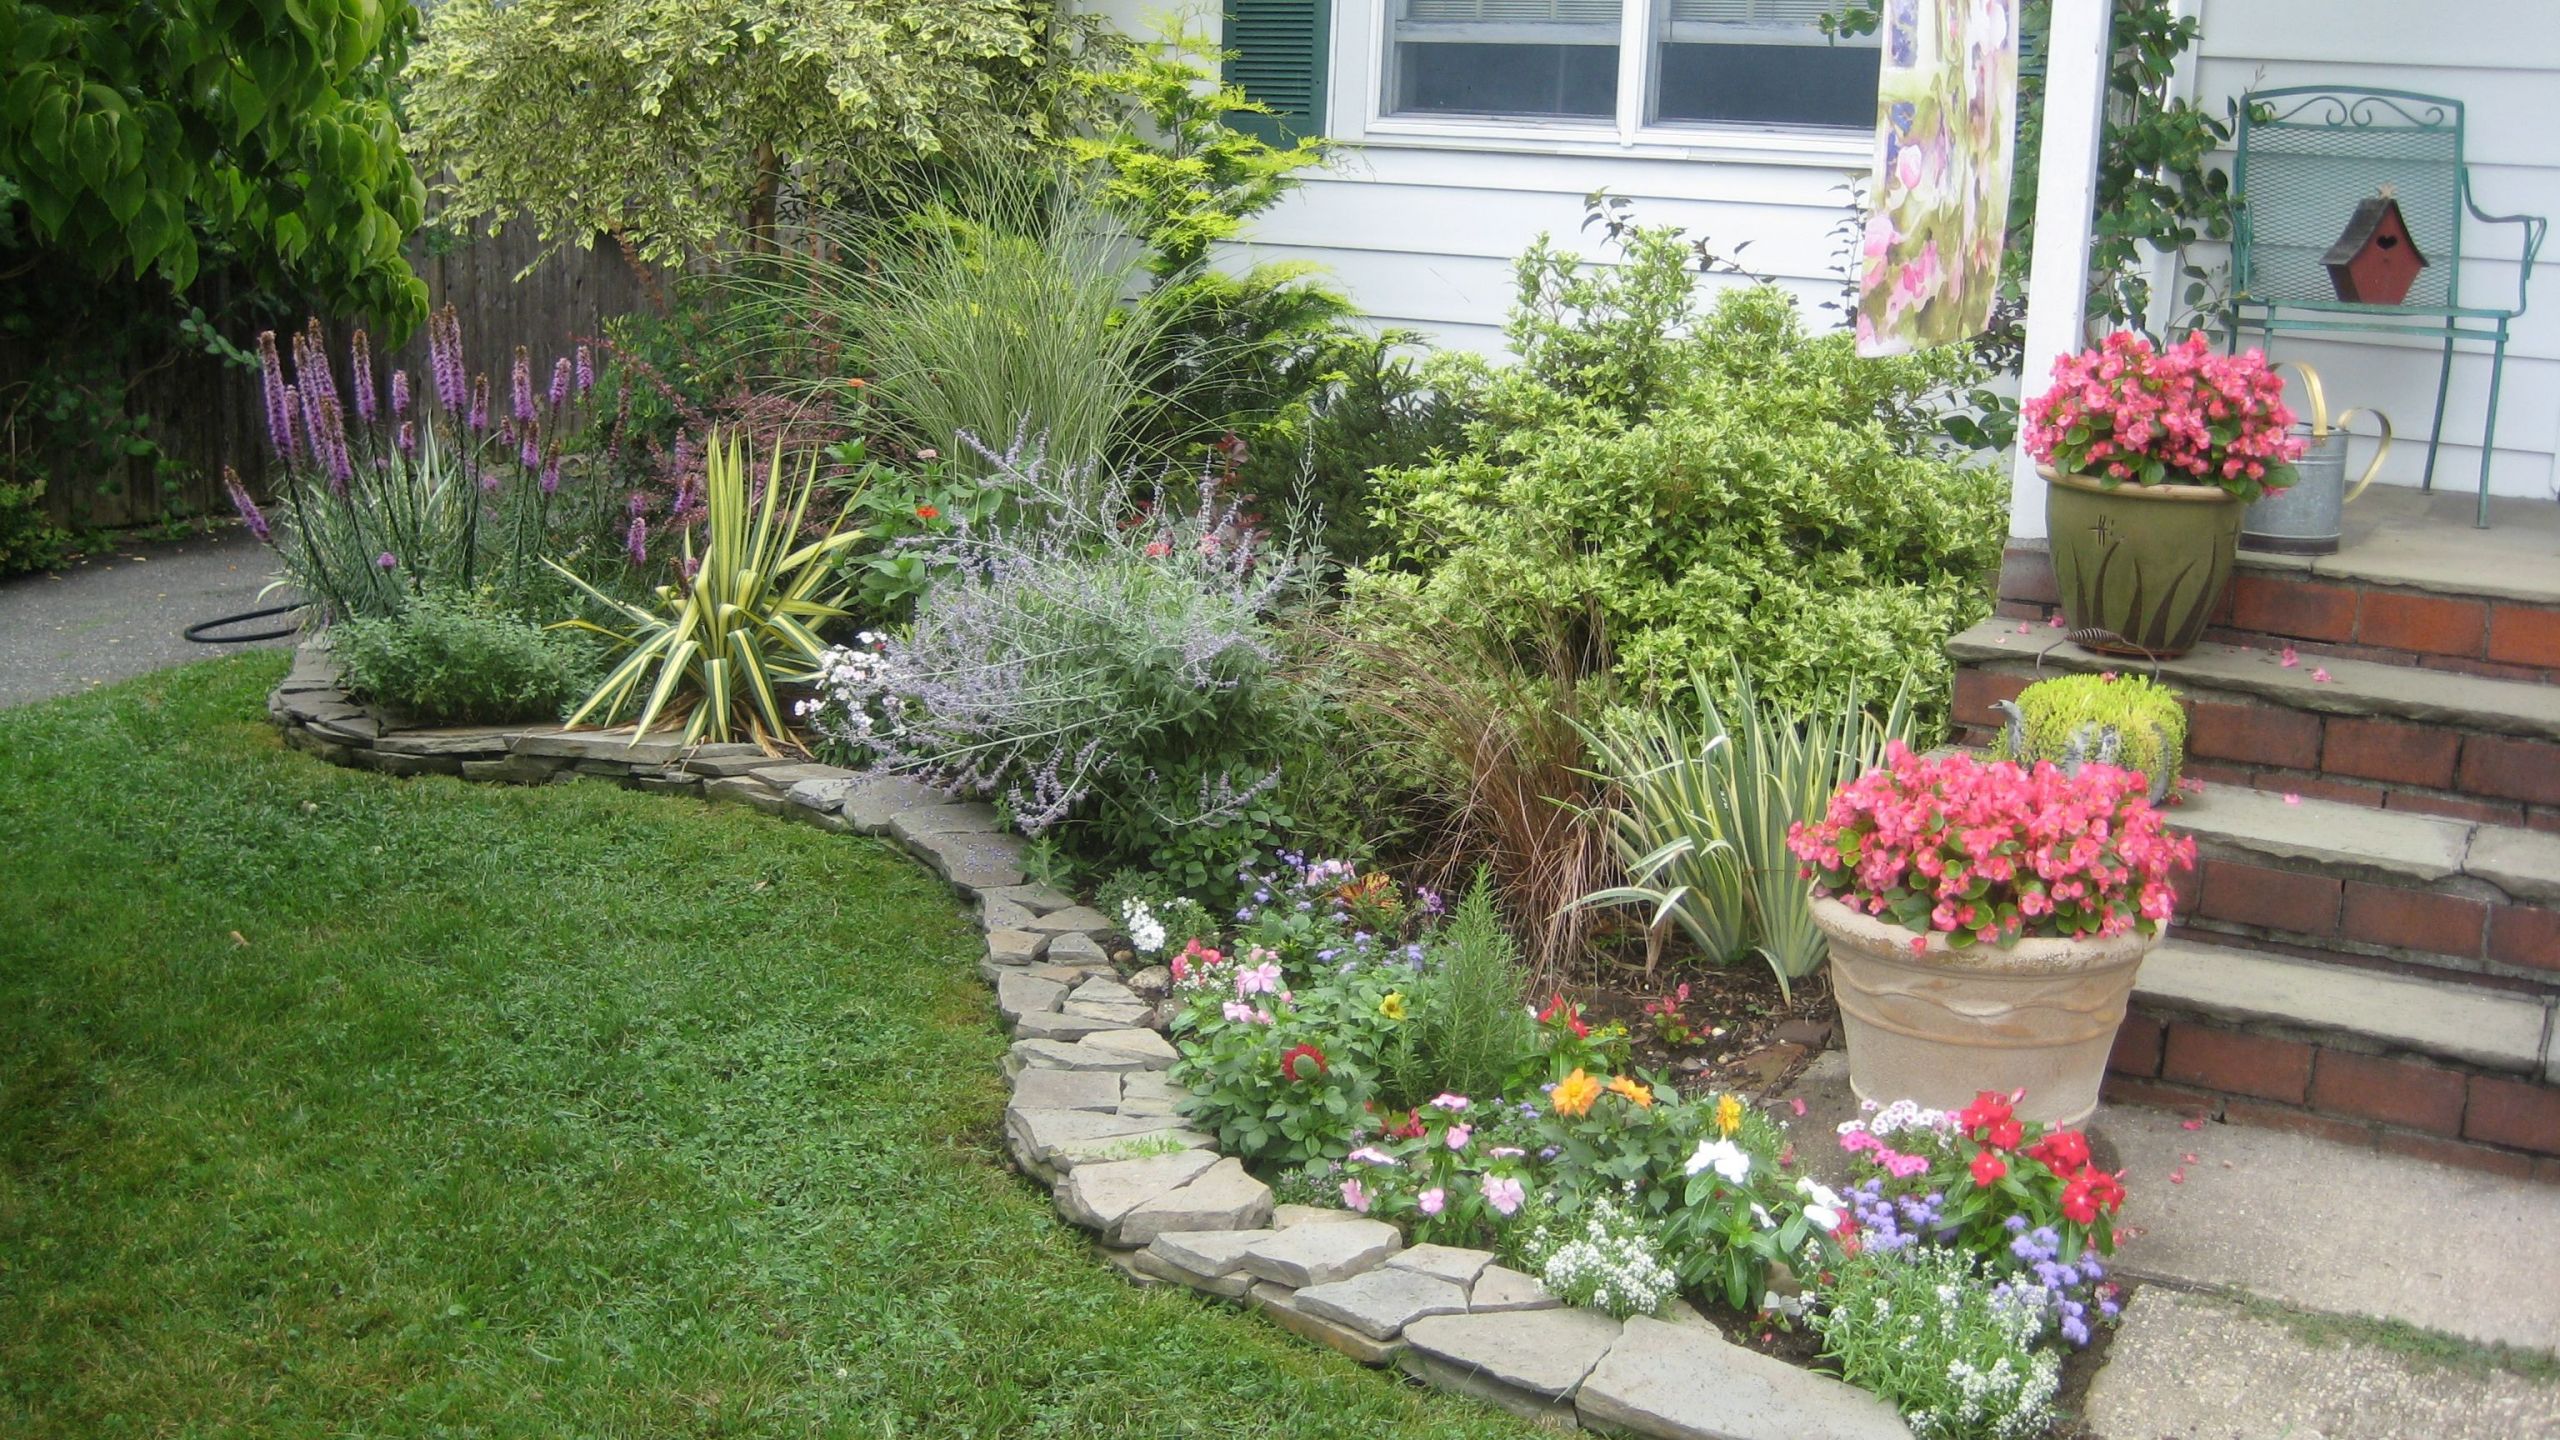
left=1101, top=0, right=2560, bottom=503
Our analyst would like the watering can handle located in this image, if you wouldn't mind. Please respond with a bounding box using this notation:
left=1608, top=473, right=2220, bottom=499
left=2335, top=408, right=2393, bottom=504
left=2275, top=361, right=2331, bottom=436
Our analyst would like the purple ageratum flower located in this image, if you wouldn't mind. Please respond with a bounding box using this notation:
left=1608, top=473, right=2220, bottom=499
left=389, top=368, right=410, bottom=418
left=548, top=356, right=571, bottom=410
left=375, top=551, right=397, bottom=570
left=574, top=343, right=594, bottom=393
left=223, top=469, right=270, bottom=541
left=349, top=328, right=376, bottom=423
left=510, top=346, right=534, bottom=423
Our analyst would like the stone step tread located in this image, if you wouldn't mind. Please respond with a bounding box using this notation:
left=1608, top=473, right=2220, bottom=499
left=2136, top=936, right=2551, bottom=1076
left=2174, top=781, right=2557, bottom=901
left=1949, top=618, right=2560, bottom=741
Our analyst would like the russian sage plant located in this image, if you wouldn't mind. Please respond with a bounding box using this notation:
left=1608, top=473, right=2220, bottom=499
left=1811, top=1246, right=2063, bottom=1440
left=803, top=438, right=1330, bottom=887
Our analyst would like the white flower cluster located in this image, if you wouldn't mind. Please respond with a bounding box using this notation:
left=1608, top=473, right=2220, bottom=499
left=1527, top=1196, right=1677, bottom=1320
left=1838, top=1097, right=1955, bottom=1141
left=799, top=636, right=900, bottom=750
left=1928, top=1352, right=2060, bottom=1440
left=1121, top=897, right=1167, bottom=955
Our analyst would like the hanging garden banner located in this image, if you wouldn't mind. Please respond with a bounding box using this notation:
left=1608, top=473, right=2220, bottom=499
left=1856, top=0, right=2022, bottom=356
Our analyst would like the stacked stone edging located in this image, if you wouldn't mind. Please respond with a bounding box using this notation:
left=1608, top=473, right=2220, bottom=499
left=268, top=645, right=1913, bottom=1440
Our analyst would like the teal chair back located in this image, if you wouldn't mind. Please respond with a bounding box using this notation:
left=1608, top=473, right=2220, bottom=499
left=2234, top=87, right=2465, bottom=311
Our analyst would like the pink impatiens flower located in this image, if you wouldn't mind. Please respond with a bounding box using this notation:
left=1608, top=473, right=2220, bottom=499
left=1445, top=1124, right=1472, bottom=1151
left=1480, top=1175, right=1525, bottom=1217
left=1341, top=1178, right=1370, bottom=1212
left=1234, top=961, right=1281, bottom=997
left=1418, top=1187, right=1446, bottom=1217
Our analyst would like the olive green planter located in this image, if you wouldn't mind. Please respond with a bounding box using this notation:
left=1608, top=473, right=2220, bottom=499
left=2042, top=466, right=2244, bottom=659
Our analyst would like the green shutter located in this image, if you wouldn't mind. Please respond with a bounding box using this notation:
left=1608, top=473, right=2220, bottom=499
left=1223, top=0, right=1331, bottom=144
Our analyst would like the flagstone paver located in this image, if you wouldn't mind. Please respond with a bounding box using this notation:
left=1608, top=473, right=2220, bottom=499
left=1294, top=1266, right=1472, bottom=1341
left=1239, top=1217, right=1402, bottom=1288
left=1575, top=1316, right=1912, bottom=1440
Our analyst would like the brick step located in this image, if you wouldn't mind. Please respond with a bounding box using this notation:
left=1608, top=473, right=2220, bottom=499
left=2166, top=781, right=2560, bottom=983
left=1950, top=618, right=2560, bottom=824
left=1994, top=487, right=2560, bottom=681
left=2106, top=937, right=2559, bottom=1181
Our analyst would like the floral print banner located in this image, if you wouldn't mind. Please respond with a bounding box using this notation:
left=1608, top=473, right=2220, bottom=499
left=1856, top=0, right=2021, bottom=357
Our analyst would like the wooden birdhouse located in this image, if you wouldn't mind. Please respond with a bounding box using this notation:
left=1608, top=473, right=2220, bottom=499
left=2324, top=194, right=2428, bottom=306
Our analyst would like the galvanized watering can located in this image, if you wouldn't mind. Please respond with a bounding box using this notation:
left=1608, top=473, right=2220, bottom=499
left=2242, top=363, right=2392, bottom=556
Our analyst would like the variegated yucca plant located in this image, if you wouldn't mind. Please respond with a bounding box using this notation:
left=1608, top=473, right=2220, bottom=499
left=549, top=433, right=863, bottom=746
left=1571, top=664, right=1917, bottom=1001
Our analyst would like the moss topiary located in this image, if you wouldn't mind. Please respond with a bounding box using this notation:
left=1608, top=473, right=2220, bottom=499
left=1993, top=672, right=2188, bottom=803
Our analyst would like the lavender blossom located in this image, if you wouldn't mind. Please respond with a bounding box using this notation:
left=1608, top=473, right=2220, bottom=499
left=257, top=331, right=293, bottom=459
left=429, top=306, right=466, bottom=414
left=223, top=469, right=270, bottom=541
left=349, top=329, right=376, bottom=423
left=510, top=346, right=535, bottom=423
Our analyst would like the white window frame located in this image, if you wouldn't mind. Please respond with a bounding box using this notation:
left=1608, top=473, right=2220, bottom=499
left=1331, top=0, right=1875, bottom=163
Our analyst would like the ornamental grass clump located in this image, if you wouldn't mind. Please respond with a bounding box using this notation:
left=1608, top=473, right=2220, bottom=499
left=2023, top=331, right=2306, bottom=500
left=1787, top=743, right=2196, bottom=950
left=1993, top=671, right=2189, bottom=804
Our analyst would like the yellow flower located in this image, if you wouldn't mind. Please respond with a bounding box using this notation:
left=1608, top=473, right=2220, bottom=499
left=1379, top=991, right=1408, bottom=1022
left=1551, top=1068, right=1603, bottom=1118
left=1607, top=1076, right=1653, bottom=1108
left=1715, top=1093, right=1744, bottom=1137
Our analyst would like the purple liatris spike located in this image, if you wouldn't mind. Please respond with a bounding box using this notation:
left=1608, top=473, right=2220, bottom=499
left=627, top=490, right=648, bottom=517
left=430, top=306, right=465, bottom=414
left=297, top=319, right=339, bottom=416
left=625, top=515, right=647, bottom=566
left=468, top=375, right=489, bottom=433
left=541, top=456, right=561, bottom=494
left=279, top=385, right=305, bottom=466
left=397, top=420, right=416, bottom=454
left=317, top=395, right=354, bottom=493
left=389, top=367, right=410, bottom=417
left=223, top=469, right=270, bottom=542
left=511, top=346, right=534, bottom=423
left=549, top=356, right=570, bottom=410
left=575, top=344, right=594, bottom=393
left=257, top=331, right=292, bottom=459
left=350, top=329, right=376, bottom=423
left=520, top=430, right=540, bottom=469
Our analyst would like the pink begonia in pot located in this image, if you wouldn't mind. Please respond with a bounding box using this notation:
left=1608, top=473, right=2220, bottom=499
left=2021, top=332, right=2310, bottom=657
left=1786, top=744, right=2198, bottom=1127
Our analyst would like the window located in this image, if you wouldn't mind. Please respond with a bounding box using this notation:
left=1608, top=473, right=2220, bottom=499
left=1374, top=0, right=1876, bottom=134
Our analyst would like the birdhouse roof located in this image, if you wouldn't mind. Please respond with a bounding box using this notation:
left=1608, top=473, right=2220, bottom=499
left=2324, top=196, right=2429, bottom=268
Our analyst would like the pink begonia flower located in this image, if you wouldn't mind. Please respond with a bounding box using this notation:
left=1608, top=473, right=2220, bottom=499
left=1445, top=1124, right=1472, bottom=1151
left=1418, top=1187, right=1446, bottom=1217
left=1234, top=962, right=1281, bottom=997
left=1480, top=1175, right=1525, bottom=1217
left=1341, top=1178, right=1370, bottom=1212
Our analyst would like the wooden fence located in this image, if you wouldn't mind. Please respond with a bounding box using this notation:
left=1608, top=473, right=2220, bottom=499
left=18, top=224, right=652, bottom=531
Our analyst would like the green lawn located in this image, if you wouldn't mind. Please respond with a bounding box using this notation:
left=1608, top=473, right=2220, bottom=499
left=0, top=654, right=1542, bottom=1439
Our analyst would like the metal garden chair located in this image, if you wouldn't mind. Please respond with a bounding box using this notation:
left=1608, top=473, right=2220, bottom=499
left=2228, top=86, right=2547, bottom=528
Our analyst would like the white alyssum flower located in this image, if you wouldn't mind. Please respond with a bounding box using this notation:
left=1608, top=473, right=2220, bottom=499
left=1120, top=898, right=1167, bottom=955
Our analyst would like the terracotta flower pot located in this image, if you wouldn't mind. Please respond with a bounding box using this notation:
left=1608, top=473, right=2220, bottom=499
left=2041, top=465, right=2243, bottom=659
left=1810, top=893, right=2159, bottom=1128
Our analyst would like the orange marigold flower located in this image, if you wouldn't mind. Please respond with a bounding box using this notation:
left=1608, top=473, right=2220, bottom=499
left=1550, top=1068, right=1603, bottom=1118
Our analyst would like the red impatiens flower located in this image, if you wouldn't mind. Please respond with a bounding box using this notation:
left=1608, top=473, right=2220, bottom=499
left=2061, top=1167, right=2127, bottom=1224
left=1987, top=1117, right=2024, bottom=1151
left=1386, top=1109, right=1426, bottom=1141
left=1537, top=993, right=1591, bottom=1039
left=915, top=504, right=940, bottom=521
left=1969, top=1148, right=2008, bottom=1188
left=1281, top=1044, right=1327, bottom=1082
left=1957, top=1090, right=2017, bottom=1146
left=2028, top=1128, right=2092, bottom=1179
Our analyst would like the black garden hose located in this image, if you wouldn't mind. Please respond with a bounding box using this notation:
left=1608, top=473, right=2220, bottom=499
left=184, top=602, right=305, bottom=645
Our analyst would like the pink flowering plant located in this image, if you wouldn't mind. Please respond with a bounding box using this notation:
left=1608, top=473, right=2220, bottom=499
left=2022, top=331, right=2308, bottom=502
left=1330, top=1094, right=1535, bottom=1244
left=1786, top=744, right=2196, bottom=952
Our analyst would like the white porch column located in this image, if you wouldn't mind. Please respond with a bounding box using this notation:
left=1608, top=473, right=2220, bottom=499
left=2008, top=0, right=2115, bottom=540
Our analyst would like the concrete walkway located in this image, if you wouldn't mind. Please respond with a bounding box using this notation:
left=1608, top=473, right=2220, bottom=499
left=0, top=527, right=294, bottom=708
left=1780, top=1052, right=2560, bottom=1439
